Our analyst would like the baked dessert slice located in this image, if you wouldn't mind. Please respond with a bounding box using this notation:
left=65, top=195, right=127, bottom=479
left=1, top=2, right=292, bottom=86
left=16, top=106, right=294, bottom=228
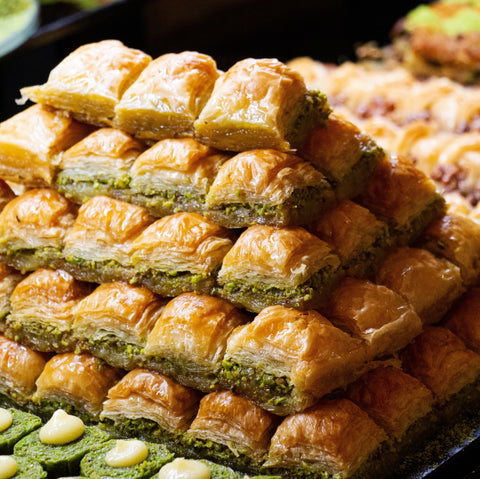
left=0, top=455, right=46, bottom=479
left=130, top=212, right=233, bottom=297
left=21, top=40, right=151, bottom=126
left=324, top=277, right=423, bottom=360
left=298, top=114, right=385, bottom=200
left=73, top=282, right=166, bottom=369
left=101, top=368, right=201, bottom=454
left=194, top=58, right=330, bottom=152
left=115, top=51, right=220, bottom=140
left=0, top=189, right=77, bottom=273
left=6, top=269, right=91, bottom=353
left=0, top=104, right=92, bottom=187
left=62, top=196, right=153, bottom=284
left=218, top=305, right=367, bottom=415
left=144, top=292, right=247, bottom=391
left=0, top=408, right=42, bottom=454
left=205, top=149, right=335, bottom=227
left=56, top=128, right=145, bottom=204
left=129, top=138, right=230, bottom=217
left=216, top=225, right=342, bottom=312
left=0, top=265, right=23, bottom=333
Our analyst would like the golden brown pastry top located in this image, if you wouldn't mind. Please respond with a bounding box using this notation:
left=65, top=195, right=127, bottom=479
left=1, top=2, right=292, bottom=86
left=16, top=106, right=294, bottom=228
left=218, top=225, right=340, bottom=288
left=346, top=366, right=434, bottom=439
left=264, top=398, right=387, bottom=475
left=206, top=149, right=325, bottom=206
left=188, top=390, right=276, bottom=461
left=145, top=292, right=246, bottom=366
left=131, top=212, right=233, bottom=274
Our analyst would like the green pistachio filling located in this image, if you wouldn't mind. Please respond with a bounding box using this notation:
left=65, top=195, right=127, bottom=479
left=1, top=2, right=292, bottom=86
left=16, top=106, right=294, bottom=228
left=3, top=246, right=63, bottom=272
left=0, top=408, right=42, bottom=454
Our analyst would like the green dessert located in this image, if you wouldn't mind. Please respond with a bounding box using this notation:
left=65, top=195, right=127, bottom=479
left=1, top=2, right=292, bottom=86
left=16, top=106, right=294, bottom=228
left=0, top=408, right=42, bottom=454
left=0, top=454, right=47, bottom=479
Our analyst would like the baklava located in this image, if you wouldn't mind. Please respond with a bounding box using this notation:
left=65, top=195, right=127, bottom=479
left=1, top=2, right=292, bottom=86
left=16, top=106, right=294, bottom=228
left=216, top=225, right=342, bottom=312
left=0, top=408, right=42, bottom=454
left=205, top=149, right=335, bottom=227
left=0, top=180, right=15, bottom=212
left=115, top=51, right=220, bottom=140
left=0, top=265, right=23, bottom=333
left=194, top=58, right=330, bottom=152
left=21, top=40, right=151, bottom=126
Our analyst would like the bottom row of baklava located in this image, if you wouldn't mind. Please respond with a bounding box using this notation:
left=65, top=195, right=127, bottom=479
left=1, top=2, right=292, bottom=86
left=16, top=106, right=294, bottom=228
left=2, top=285, right=480, bottom=478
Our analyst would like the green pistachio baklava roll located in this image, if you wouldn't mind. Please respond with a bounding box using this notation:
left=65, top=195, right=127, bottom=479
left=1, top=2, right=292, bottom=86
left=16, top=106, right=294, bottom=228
left=0, top=408, right=42, bottom=454
left=115, top=51, right=220, bottom=140
left=21, top=40, right=151, bottom=126
left=56, top=128, right=145, bottom=204
left=0, top=189, right=77, bottom=273
left=62, top=196, right=154, bottom=284
left=129, top=138, right=230, bottom=217
left=298, top=113, right=385, bottom=201
left=130, top=212, right=233, bottom=297
left=0, top=265, right=23, bottom=333
left=101, top=368, right=200, bottom=454
left=218, top=305, right=367, bottom=415
left=215, top=225, right=342, bottom=312
left=73, top=282, right=167, bottom=370
left=205, top=149, right=335, bottom=228
left=0, top=455, right=46, bottom=479
left=194, top=58, right=330, bottom=152
left=157, top=458, right=246, bottom=479
left=144, top=293, right=247, bottom=391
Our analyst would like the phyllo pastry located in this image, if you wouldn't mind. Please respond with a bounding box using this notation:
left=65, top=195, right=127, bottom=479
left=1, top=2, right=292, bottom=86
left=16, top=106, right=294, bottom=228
left=324, top=278, right=423, bottom=360
left=401, top=326, right=480, bottom=405
left=358, top=154, right=446, bottom=245
left=32, top=353, right=122, bottom=422
left=194, top=58, right=330, bottom=152
left=216, top=225, right=342, bottom=312
left=205, top=149, right=335, bottom=228
left=62, top=196, right=153, bottom=284
left=184, top=391, right=277, bottom=474
left=0, top=189, right=77, bottom=273
left=6, top=269, right=91, bottom=353
left=263, top=398, right=387, bottom=478
left=101, top=369, right=200, bottom=453
left=298, top=113, right=385, bottom=200
left=0, top=104, right=92, bottom=187
left=144, top=293, right=247, bottom=391
left=20, top=40, right=151, bottom=126
left=0, top=265, right=23, bottom=333
left=308, top=200, right=390, bottom=278
left=130, top=212, right=233, bottom=297
left=0, top=180, right=15, bottom=213
left=129, top=138, right=230, bottom=217
left=376, top=247, right=465, bottom=325
left=73, top=282, right=166, bottom=369
left=115, top=51, right=220, bottom=140
left=0, top=335, right=46, bottom=407
left=218, top=306, right=367, bottom=415
left=56, top=128, right=145, bottom=204
left=0, top=408, right=42, bottom=454
left=420, top=214, right=480, bottom=287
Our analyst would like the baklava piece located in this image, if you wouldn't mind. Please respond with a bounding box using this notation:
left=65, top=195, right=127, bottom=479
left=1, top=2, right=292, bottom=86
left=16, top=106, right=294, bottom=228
left=263, top=398, right=387, bottom=478
left=420, top=214, right=480, bottom=287
left=0, top=455, right=46, bottom=479
left=309, top=200, right=390, bottom=278
left=325, top=277, right=422, bottom=360
left=205, top=149, right=335, bottom=228
left=216, top=225, right=342, bottom=312
left=73, top=282, right=166, bottom=369
left=6, top=269, right=90, bottom=352
left=218, top=305, right=367, bottom=415
left=0, top=408, right=42, bottom=454
left=0, top=189, right=77, bottom=272
left=56, top=128, right=145, bottom=204
left=62, top=196, right=153, bottom=284
left=358, top=154, right=446, bottom=245
left=298, top=114, right=385, bottom=200
left=131, top=212, right=233, bottom=297
left=184, top=391, right=277, bottom=474
left=0, top=104, right=92, bottom=187
left=115, top=51, right=220, bottom=140
left=129, top=138, right=229, bottom=217
left=376, top=247, right=464, bottom=324
left=144, top=293, right=247, bottom=391
left=21, top=40, right=151, bottom=126
left=0, top=180, right=15, bottom=212
left=32, top=353, right=122, bottom=423
left=194, top=58, right=330, bottom=152
left=0, top=265, right=23, bottom=333
left=0, top=335, right=46, bottom=407
left=101, top=368, right=200, bottom=453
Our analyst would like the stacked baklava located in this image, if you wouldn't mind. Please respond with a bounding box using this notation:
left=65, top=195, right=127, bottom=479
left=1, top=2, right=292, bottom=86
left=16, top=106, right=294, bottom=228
left=0, top=40, right=479, bottom=479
